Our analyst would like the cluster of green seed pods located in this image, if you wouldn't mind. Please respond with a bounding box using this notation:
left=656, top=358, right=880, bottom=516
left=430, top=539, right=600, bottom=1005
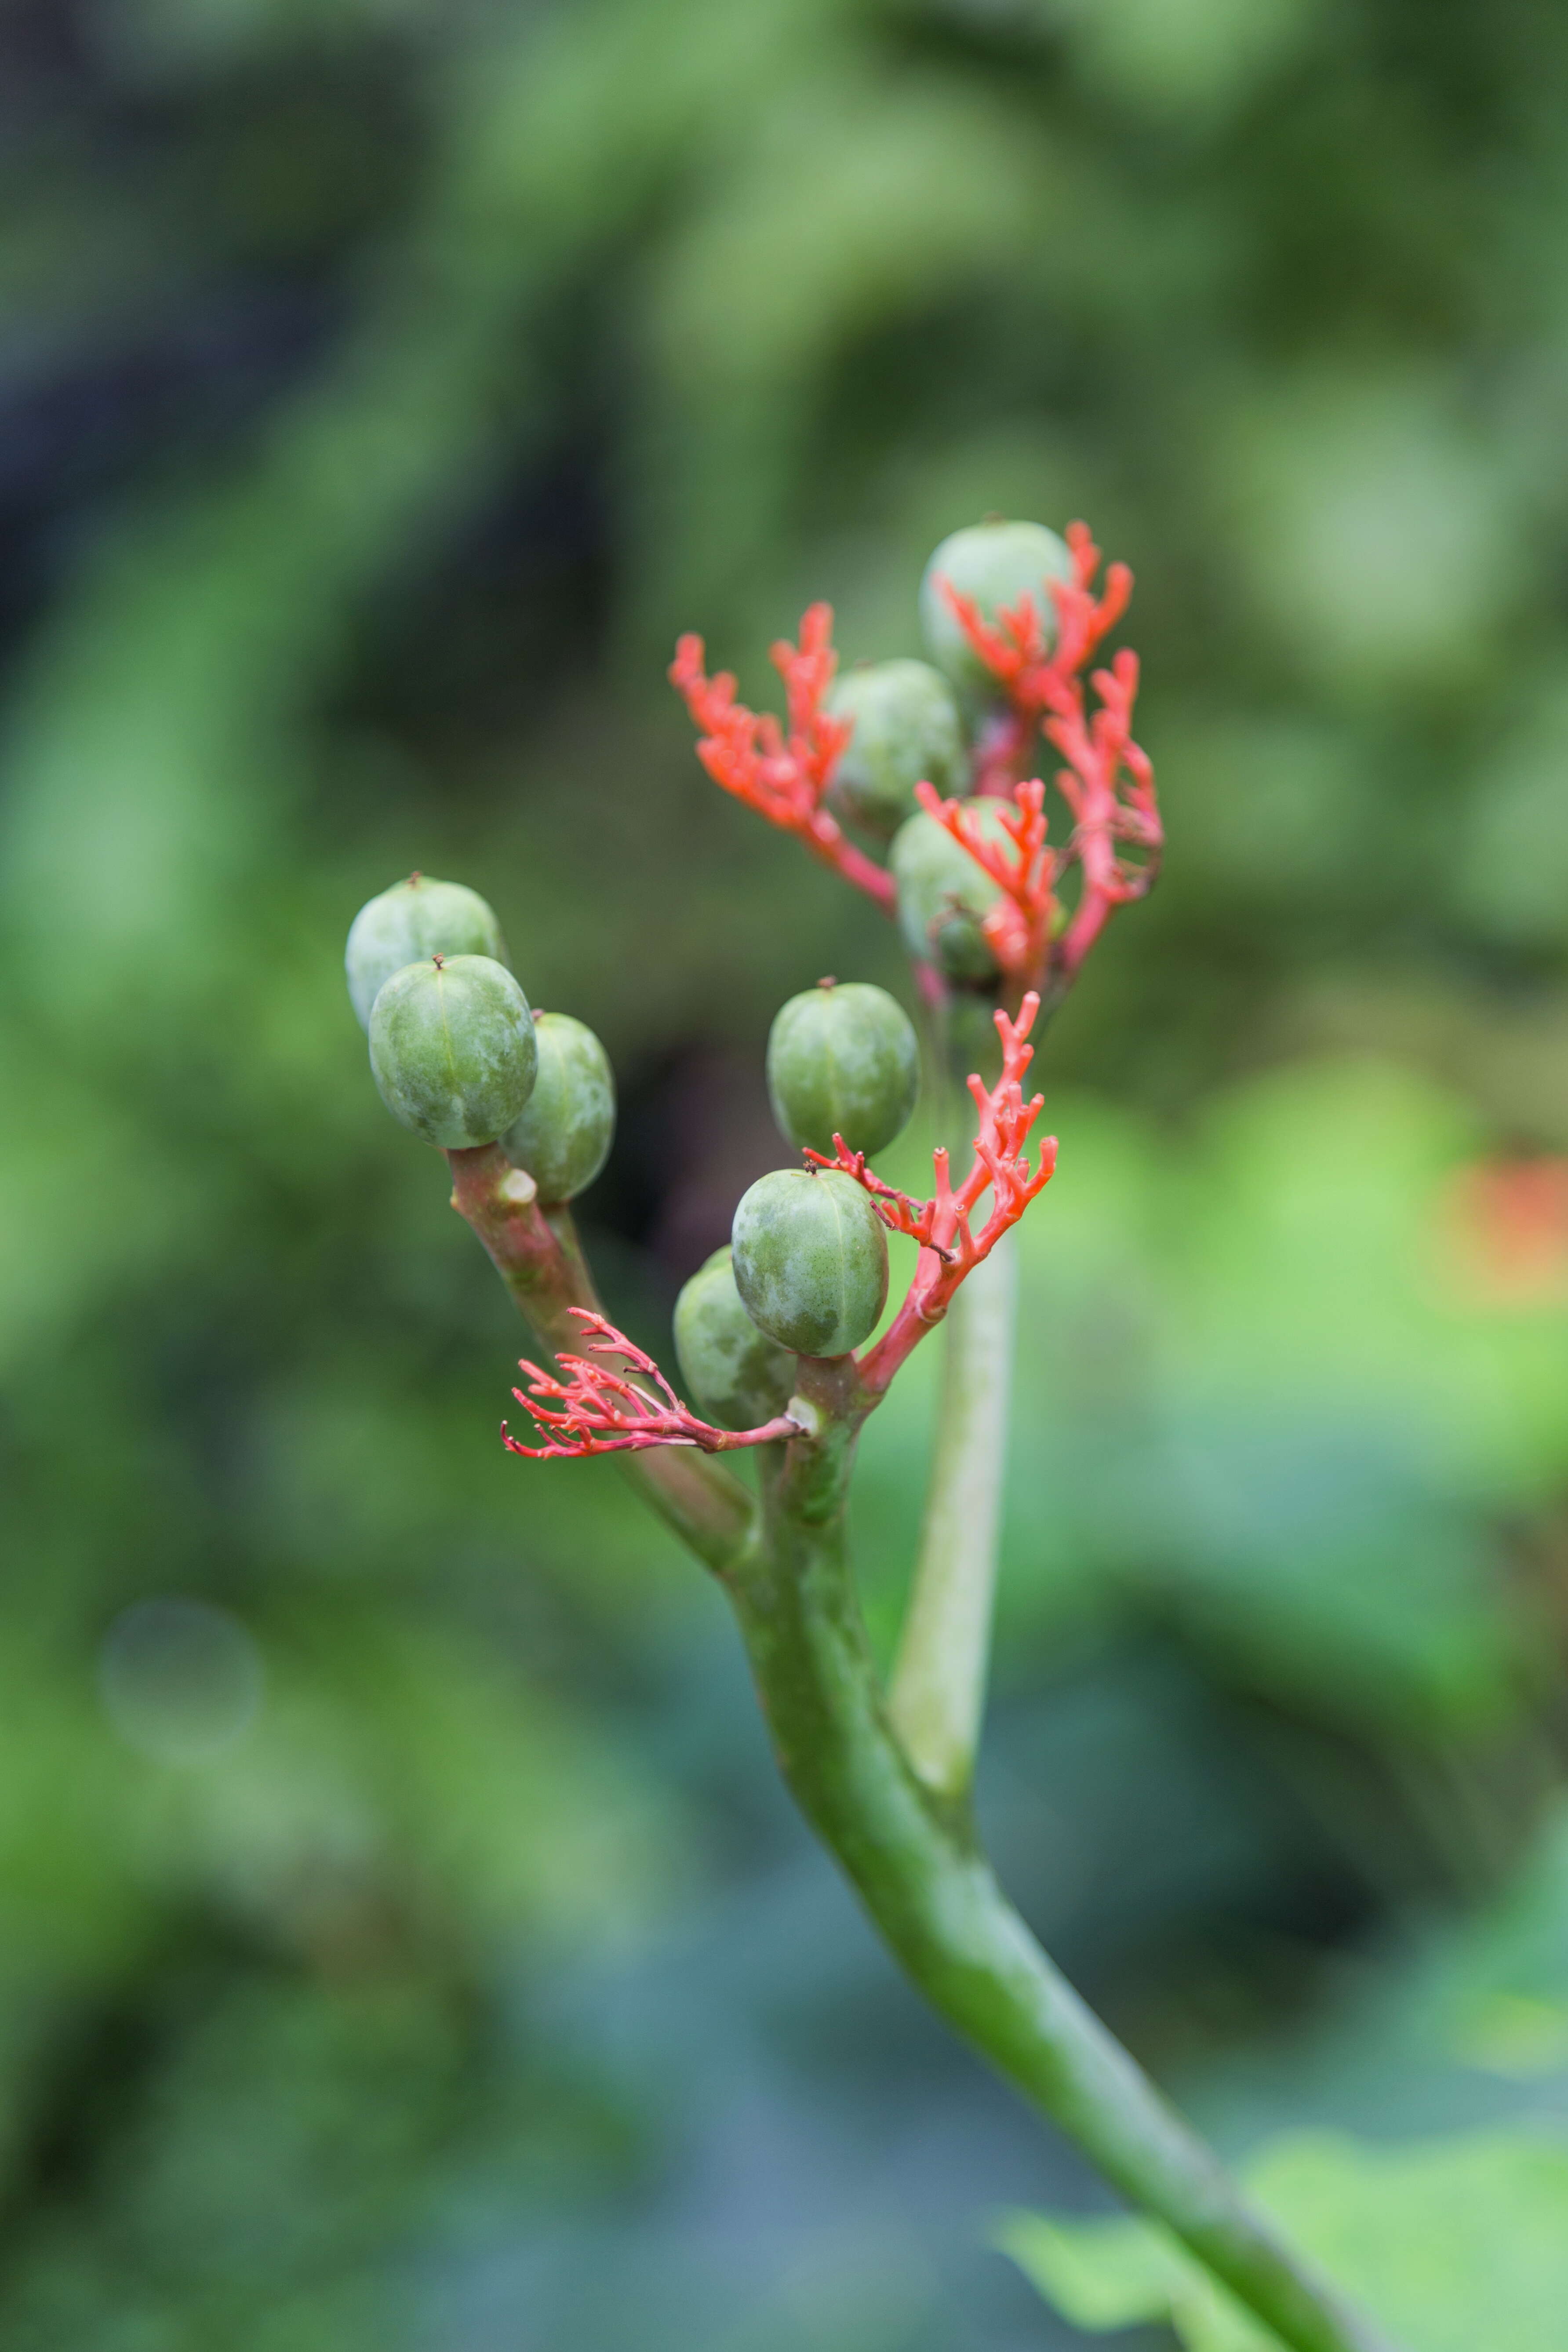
left=346, top=874, right=616, bottom=1197
left=665, top=974, right=917, bottom=1388
left=822, top=516, right=1073, bottom=984
left=351, top=513, right=1070, bottom=1399
left=678, top=513, right=1075, bottom=1380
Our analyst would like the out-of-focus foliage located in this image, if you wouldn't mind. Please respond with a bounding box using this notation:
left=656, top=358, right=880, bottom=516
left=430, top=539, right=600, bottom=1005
left=1003, top=2123, right=1568, bottom=2351
left=4, top=0, right=1568, bottom=2342
left=1006, top=1801, right=1568, bottom=2344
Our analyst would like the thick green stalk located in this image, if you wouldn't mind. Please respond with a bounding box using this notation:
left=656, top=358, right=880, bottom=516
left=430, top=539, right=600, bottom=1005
left=887, top=1230, right=1016, bottom=1797
left=737, top=1426, right=1403, bottom=2352
left=454, top=1153, right=1402, bottom=2349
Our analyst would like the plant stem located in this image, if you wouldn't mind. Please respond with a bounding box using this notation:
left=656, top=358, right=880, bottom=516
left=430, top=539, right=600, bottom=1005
left=736, top=1433, right=1404, bottom=2352
left=884, top=976, right=1018, bottom=1796
left=452, top=1151, right=1403, bottom=2348
left=887, top=1230, right=1016, bottom=1798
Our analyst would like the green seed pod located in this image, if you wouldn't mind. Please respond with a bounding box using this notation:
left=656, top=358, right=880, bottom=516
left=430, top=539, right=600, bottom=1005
left=890, top=800, right=1011, bottom=981
left=369, top=954, right=536, bottom=1148
left=346, top=873, right=507, bottom=1031
left=766, top=981, right=919, bottom=1159
left=501, top=1012, right=615, bottom=1203
left=673, top=1246, right=797, bottom=1431
left=918, top=519, right=1075, bottom=702
left=731, top=1169, right=888, bottom=1358
left=825, top=659, right=965, bottom=840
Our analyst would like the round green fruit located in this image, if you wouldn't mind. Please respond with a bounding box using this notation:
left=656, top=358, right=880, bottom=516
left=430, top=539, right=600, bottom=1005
left=766, top=981, right=918, bottom=1159
left=825, top=659, right=965, bottom=839
left=918, top=519, right=1075, bottom=701
left=502, top=1012, right=615, bottom=1202
left=368, top=954, right=536, bottom=1148
left=346, top=873, right=507, bottom=1031
left=890, top=800, right=1010, bottom=981
left=731, top=1169, right=888, bottom=1358
left=673, top=1246, right=797, bottom=1431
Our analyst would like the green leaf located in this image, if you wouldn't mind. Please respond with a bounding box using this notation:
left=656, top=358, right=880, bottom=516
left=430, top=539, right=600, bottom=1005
left=999, top=2125, right=1568, bottom=2352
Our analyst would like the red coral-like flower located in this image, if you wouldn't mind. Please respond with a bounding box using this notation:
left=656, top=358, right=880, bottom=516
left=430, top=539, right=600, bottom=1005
left=939, top=519, right=1130, bottom=722
left=670, top=607, right=895, bottom=911
left=504, top=1310, right=800, bottom=1460
left=935, top=522, right=1161, bottom=990
left=800, top=1144, right=954, bottom=1261
left=913, top=775, right=1059, bottom=984
left=1046, top=644, right=1160, bottom=984
left=812, top=993, right=1059, bottom=1393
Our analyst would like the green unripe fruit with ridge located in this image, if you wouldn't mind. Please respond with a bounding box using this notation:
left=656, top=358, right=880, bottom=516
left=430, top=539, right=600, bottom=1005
left=766, top=981, right=919, bottom=1159
left=890, top=799, right=1010, bottom=981
left=502, top=1012, right=615, bottom=1202
left=825, top=659, right=965, bottom=840
left=369, top=954, right=536, bottom=1148
left=346, top=873, right=508, bottom=1031
left=918, top=519, right=1075, bottom=702
left=673, top=1246, right=797, bottom=1431
left=731, top=1169, right=888, bottom=1358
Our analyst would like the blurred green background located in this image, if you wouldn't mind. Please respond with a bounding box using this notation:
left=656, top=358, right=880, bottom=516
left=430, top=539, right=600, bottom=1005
left=3, top=0, right=1568, bottom=2345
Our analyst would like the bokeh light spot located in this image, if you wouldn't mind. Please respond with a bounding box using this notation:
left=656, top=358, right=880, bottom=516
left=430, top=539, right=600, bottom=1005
left=98, top=1598, right=265, bottom=1764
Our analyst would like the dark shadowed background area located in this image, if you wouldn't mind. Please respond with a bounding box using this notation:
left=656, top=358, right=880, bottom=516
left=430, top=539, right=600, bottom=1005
left=3, top=1, right=1568, bottom=2345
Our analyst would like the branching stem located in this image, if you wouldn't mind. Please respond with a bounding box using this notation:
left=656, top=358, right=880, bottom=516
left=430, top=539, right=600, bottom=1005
left=450, top=1143, right=1406, bottom=2352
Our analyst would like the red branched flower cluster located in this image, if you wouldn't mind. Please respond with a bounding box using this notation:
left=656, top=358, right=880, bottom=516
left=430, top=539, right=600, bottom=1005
left=913, top=774, right=1057, bottom=983
left=941, top=519, right=1130, bottom=716
left=934, top=521, right=1161, bottom=989
left=505, top=1005, right=1058, bottom=1460
left=669, top=607, right=895, bottom=912
left=816, top=993, right=1058, bottom=1392
left=504, top=1311, right=799, bottom=1460
left=669, top=521, right=1157, bottom=999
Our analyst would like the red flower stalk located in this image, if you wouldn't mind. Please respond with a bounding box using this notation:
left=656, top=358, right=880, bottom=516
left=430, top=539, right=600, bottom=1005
left=913, top=775, right=1060, bottom=984
left=504, top=1310, right=800, bottom=1460
left=935, top=522, right=1161, bottom=991
left=670, top=606, right=896, bottom=911
left=822, top=993, right=1059, bottom=1394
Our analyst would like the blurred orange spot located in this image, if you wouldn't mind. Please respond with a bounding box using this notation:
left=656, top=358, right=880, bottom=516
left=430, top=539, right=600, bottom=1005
left=1447, top=1157, right=1568, bottom=1303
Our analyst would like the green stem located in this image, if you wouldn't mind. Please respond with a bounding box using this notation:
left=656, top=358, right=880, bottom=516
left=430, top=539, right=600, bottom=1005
left=736, top=1435, right=1404, bottom=2352
left=888, top=1230, right=1016, bottom=1798
left=453, top=1153, right=1403, bottom=2350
